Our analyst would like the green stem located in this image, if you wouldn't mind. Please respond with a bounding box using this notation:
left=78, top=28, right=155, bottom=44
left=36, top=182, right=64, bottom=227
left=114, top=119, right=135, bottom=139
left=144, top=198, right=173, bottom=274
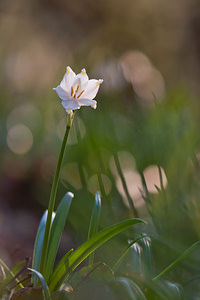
left=40, top=113, right=74, bottom=275
left=113, top=152, right=139, bottom=218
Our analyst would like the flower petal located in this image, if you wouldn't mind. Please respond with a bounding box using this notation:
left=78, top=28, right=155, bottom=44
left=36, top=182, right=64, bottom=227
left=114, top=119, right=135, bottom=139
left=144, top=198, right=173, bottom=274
left=77, top=68, right=89, bottom=86
left=61, top=100, right=80, bottom=111
left=60, top=66, right=76, bottom=94
left=79, top=79, right=103, bottom=100
left=72, top=68, right=89, bottom=98
left=53, top=85, right=69, bottom=101
left=77, top=98, right=97, bottom=109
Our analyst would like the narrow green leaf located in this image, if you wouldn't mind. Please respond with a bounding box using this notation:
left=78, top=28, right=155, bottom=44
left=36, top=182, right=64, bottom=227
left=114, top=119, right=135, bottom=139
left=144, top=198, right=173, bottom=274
left=87, top=192, right=101, bottom=265
left=114, top=277, right=147, bottom=300
left=112, top=235, right=146, bottom=272
left=48, top=218, right=146, bottom=292
left=28, top=268, right=51, bottom=300
left=44, top=192, right=74, bottom=280
left=153, top=240, right=200, bottom=281
left=0, top=258, right=24, bottom=290
left=32, top=210, right=55, bottom=286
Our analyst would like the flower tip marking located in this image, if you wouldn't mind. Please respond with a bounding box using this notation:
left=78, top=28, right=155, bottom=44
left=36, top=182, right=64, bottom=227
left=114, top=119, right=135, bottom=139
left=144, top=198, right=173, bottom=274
left=81, top=68, right=86, bottom=75
left=96, top=79, right=103, bottom=86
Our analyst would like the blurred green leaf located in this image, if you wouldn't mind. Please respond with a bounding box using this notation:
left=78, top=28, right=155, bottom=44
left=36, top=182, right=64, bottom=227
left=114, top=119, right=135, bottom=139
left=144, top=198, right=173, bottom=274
left=113, top=277, right=147, bottom=300
left=44, top=192, right=74, bottom=280
left=32, top=210, right=55, bottom=286
left=0, top=258, right=24, bottom=290
left=48, top=218, right=146, bottom=292
left=112, top=236, right=146, bottom=272
left=153, top=240, right=200, bottom=281
left=87, top=192, right=101, bottom=265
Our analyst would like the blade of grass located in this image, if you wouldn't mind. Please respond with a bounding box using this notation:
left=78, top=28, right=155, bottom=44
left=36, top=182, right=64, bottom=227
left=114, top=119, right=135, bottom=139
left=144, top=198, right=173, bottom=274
left=87, top=192, right=101, bottom=266
left=153, top=240, right=200, bottom=281
left=28, top=268, right=51, bottom=300
left=114, top=277, right=147, bottom=300
left=112, top=235, right=146, bottom=272
left=44, top=192, right=74, bottom=280
left=113, top=152, right=139, bottom=217
left=48, top=218, right=146, bottom=292
left=0, top=258, right=24, bottom=290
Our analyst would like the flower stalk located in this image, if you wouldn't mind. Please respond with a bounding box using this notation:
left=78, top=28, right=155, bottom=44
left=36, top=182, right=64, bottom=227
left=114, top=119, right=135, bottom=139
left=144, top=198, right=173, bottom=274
left=40, top=112, right=74, bottom=275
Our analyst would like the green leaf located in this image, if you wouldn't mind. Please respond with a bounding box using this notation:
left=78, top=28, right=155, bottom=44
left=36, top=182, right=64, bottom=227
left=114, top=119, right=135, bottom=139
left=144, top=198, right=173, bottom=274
left=28, top=268, right=51, bottom=300
left=87, top=192, right=101, bottom=265
left=32, top=210, right=55, bottom=286
left=153, top=240, right=200, bottom=281
left=48, top=218, right=146, bottom=292
left=113, top=277, right=147, bottom=300
left=0, top=258, right=24, bottom=290
left=44, top=192, right=74, bottom=280
left=112, top=235, right=146, bottom=272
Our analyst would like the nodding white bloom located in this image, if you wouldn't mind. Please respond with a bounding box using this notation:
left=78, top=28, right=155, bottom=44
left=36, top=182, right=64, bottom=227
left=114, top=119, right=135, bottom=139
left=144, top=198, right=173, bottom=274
left=53, top=66, right=103, bottom=114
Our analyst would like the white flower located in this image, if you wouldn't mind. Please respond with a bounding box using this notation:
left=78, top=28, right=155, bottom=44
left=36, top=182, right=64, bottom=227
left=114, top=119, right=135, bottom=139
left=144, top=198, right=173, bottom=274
left=53, top=66, right=103, bottom=114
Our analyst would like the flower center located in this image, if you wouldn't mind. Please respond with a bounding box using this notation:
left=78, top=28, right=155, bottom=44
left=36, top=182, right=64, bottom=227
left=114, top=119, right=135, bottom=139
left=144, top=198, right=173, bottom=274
left=71, top=85, right=84, bottom=99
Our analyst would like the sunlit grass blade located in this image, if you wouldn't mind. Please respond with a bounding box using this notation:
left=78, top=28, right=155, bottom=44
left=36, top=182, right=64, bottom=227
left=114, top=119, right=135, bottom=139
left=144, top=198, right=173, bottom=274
left=32, top=210, right=55, bottom=286
left=44, top=192, right=74, bottom=280
left=112, top=235, right=146, bottom=272
left=113, top=277, right=147, bottom=300
left=28, top=268, right=51, bottom=300
left=87, top=192, right=101, bottom=266
left=153, top=240, right=200, bottom=281
left=48, top=218, right=146, bottom=292
left=0, top=258, right=24, bottom=290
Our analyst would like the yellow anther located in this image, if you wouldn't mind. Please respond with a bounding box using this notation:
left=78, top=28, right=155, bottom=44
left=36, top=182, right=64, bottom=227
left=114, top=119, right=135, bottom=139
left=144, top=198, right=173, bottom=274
left=96, top=81, right=100, bottom=86
left=77, top=90, right=84, bottom=98
left=91, top=104, right=95, bottom=108
left=67, top=69, right=70, bottom=75
left=71, top=86, right=74, bottom=96
left=81, top=70, right=85, bottom=75
left=75, top=85, right=80, bottom=93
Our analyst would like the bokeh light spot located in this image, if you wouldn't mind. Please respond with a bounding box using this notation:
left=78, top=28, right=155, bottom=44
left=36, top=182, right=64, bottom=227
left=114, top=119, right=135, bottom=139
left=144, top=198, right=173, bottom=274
left=120, top=50, right=165, bottom=106
left=143, top=165, right=167, bottom=194
left=116, top=169, right=145, bottom=208
left=7, top=124, right=33, bottom=155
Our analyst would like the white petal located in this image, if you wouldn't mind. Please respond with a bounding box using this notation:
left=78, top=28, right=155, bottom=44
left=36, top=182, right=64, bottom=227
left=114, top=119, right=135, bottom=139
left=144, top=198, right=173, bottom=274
left=77, top=98, right=97, bottom=109
left=77, top=68, right=89, bottom=86
left=61, top=100, right=80, bottom=111
left=72, top=69, right=89, bottom=98
left=60, top=66, right=76, bottom=94
left=53, top=85, right=70, bottom=101
left=79, top=79, right=103, bottom=100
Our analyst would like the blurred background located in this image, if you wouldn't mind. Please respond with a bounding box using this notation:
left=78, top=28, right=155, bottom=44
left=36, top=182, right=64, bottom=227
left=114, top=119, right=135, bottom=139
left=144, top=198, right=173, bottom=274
left=1, top=0, right=200, bottom=297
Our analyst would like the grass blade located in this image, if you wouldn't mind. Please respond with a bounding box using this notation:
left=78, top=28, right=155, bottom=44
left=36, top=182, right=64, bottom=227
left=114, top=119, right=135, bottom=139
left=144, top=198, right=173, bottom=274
left=112, top=235, right=146, bottom=272
left=44, top=192, right=74, bottom=280
left=0, top=258, right=24, bottom=290
left=153, top=240, right=200, bottom=281
left=28, top=268, right=51, bottom=300
left=114, top=277, right=147, bottom=300
left=87, top=192, right=101, bottom=265
left=48, top=218, right=146, bottom=292
left=32, top=210, right=55, bottom=286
